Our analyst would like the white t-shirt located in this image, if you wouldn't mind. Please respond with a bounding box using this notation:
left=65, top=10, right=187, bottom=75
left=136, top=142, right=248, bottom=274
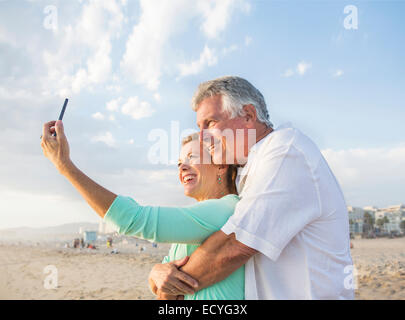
left=221, top=123, right=355, bottom=300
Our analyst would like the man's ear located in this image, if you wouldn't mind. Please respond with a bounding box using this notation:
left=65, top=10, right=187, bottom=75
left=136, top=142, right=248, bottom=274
left=242, top=104, right=258, bottom=127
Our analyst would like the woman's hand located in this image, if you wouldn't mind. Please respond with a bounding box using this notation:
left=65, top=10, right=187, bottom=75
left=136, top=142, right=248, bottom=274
left=41, top=120, right=72, bottom=174
left=148, top=257, right=198, bottom=296
left=40, top=119, right=116, bottom=219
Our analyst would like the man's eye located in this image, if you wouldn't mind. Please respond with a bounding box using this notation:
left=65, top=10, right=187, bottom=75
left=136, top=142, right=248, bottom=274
left=177, top=162, right=182, bottom=167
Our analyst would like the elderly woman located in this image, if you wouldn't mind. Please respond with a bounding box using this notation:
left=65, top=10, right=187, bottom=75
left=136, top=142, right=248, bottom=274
left=40, top=121, right=244, bottom=300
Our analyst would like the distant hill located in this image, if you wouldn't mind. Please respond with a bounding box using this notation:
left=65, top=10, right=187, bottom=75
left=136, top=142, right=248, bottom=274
left=0, top=222, right=99, bottom=241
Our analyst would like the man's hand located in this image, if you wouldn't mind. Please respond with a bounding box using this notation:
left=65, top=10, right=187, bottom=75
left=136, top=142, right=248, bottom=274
left=178, top=231, right=257, bottom=290
left=148, top=256, right=198, bottom=296
left=156, top=292, right=184, bottom=300
left=40, top=120, right=72, bottom=174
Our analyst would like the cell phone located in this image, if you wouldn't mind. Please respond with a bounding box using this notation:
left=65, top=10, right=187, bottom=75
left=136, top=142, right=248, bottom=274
left=52, top=98, right=68, bottom=137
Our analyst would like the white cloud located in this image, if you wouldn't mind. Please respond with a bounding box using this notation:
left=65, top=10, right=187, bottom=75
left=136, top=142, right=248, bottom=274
left=297, top=61, right=312, bottom=76
left=120, top=0, right=191, bottom=91
left=0, top=25, right=18, bottom=47
left=322, top=145, right=405, bottom=207
left=42, top=0, right=125, bottom=96
left=244, top=35, right=252, bottom=46
left=92, top=112, right=105, bottom=120
left=282, top=61, right=312, bottom=77
left=333, top=69, right=344, bottom=77
left=91, top=131, right=116, bottom=147
left=121, top=96, right=155, bottom=120
left=106, top=84, right=122, bottom=93
left=105, top=96, right=154, bottom=120
left=178, top=45, right=218, bottom=78
left=222, top=44, right=239, bottom=56
left=0, top=86, right=37, bottom=101
left=282, top=68, right=295, bottom=78
left=106, top=97, right=122, bottom=112
left=198, top=0, right=250, bottom=39
left=153, top=93, right=161, bottom=103
left=121, top=0, right=250, bottom=90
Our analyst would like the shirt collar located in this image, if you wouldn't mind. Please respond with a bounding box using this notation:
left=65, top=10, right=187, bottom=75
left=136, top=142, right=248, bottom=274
left=237, top=122, right=293, bottom=173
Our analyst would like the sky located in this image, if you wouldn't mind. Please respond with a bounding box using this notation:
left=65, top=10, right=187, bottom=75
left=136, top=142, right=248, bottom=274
left=0, top=0, right=404, bottom=229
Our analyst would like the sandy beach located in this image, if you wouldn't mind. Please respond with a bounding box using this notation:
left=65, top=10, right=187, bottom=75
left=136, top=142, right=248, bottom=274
left=351, top=237, right=405, bottom=300
left=0, top=237, right=404, bottom=300
left=0, top=239, right=171, bottom=300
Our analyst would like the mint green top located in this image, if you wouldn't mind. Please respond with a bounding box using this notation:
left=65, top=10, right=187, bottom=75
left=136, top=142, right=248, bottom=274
left=104, top=194, right=244, bottom=300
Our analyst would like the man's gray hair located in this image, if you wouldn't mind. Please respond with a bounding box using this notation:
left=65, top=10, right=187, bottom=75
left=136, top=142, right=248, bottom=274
left=191, top=76, right=273, bottom=128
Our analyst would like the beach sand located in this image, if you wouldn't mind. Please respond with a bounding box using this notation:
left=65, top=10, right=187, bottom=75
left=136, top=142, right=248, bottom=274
left=0, top=240, right=171, bottom=300
left=351, top=237, right=405, bottom=300
left=0, top=237, right=404, bottom=300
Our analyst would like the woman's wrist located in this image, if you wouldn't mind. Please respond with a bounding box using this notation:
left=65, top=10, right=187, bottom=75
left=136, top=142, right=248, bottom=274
left=59, top=159, right=75, bottom=176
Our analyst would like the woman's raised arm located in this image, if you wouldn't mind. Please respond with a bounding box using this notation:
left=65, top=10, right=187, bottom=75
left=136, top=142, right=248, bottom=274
left=41, top=120, right=117, bottom=218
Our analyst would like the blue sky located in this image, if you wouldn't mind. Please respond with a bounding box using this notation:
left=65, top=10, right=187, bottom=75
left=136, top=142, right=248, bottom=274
left=0, top=0, right=404, bottom=228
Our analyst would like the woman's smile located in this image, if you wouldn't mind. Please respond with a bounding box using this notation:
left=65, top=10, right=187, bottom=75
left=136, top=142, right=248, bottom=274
left=182, top=173, right=197, bottom=185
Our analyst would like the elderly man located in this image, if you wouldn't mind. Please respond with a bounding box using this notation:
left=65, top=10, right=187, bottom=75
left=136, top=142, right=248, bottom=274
left=148, top=76, right=354, bottom=300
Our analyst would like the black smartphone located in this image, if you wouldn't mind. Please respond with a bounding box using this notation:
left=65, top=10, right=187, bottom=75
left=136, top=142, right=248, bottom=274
left=52, top=98, right=68, bottom=137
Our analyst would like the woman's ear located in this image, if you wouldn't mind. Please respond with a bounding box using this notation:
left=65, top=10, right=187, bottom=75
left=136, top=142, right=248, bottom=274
left=217, top=164, right=228, bottom=176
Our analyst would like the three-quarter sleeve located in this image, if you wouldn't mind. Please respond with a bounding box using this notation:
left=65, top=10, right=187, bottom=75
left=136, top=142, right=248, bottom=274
left=104, top=194, right=238, bottom=244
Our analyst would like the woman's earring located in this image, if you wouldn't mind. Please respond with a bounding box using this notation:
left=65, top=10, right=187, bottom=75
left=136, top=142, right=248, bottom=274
left=218, top=174, right=225, bottom=196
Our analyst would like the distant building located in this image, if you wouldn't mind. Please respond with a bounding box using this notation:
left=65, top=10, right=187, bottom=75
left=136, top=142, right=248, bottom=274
left=348, top=206, right=364, bottom=234
left=375, top=204, right=405, bottom=233
left=363, top=206, right=377, bottom=219
left=363, top=206, right=378, bottom=212
left=383, top=204, right=405, bottom=212
left=83, top=231, right=97, bottom=243
left=348, top=206, right=365, bottom=220
left=347, top=204, right=404, bottom=235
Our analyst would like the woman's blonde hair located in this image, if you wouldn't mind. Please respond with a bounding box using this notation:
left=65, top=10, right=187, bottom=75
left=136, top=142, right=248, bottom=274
left=181, top=133, right=238, bottom=195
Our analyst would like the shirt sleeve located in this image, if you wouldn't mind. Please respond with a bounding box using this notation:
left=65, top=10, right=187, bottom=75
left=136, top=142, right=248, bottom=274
left=104, top=195, right=237, bottom=244
left=221, top=139, right=321, bottom=262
